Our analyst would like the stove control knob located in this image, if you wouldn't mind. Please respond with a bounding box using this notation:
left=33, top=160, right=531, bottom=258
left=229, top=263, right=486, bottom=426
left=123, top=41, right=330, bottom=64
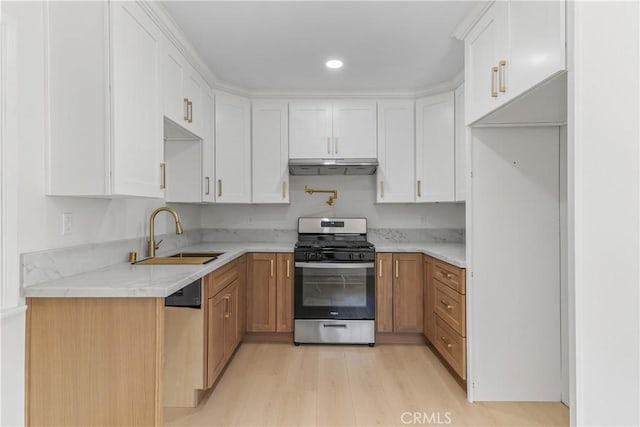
left=360, top=253, right=366, bottom=260
left=349, top=253, right=354, bottom=260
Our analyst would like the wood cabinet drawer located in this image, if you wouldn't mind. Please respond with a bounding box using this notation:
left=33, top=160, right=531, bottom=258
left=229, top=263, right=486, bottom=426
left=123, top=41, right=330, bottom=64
left=433, top=280, right=466, bottom=336
left=434, top=315, right=466, bottom=380
left=432, top=260, right=465, bottom=294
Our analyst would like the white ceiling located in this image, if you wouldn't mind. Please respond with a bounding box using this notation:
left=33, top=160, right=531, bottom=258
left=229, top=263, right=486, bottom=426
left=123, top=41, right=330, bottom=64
left=161, top=1, right=473, bottom=93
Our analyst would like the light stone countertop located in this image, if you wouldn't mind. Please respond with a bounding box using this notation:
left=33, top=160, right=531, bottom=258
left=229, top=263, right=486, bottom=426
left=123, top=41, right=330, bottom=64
left=373, top=242, right=466, bottom=268
left=23, top=241, right=465, bottom=298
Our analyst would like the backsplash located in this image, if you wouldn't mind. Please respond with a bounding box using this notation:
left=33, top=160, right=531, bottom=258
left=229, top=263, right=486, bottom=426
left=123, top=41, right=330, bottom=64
left=201, top=175, right=465, bottom=229
left=21, top=230, right=203, bottom=288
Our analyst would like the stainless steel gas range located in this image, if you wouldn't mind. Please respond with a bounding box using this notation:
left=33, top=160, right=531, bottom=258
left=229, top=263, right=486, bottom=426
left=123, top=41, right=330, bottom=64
left=293, top=218, right=375, bottom=346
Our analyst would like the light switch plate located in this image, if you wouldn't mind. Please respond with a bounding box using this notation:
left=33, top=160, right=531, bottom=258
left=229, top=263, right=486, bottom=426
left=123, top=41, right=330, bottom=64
left=62, top=212, right=73, bottom=236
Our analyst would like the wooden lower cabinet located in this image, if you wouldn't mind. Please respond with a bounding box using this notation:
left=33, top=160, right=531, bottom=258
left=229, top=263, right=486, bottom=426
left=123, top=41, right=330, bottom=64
left=26, top=297, right=165, bottom=426
left=275, top=253, right=293, bottom=332
left=247, top=252, right=293, bottom=333
left=207, top=290, right=228, bottom=387
left=376, top=253, right=423, bottom=333
left=423, top=254, right=467, bottom=380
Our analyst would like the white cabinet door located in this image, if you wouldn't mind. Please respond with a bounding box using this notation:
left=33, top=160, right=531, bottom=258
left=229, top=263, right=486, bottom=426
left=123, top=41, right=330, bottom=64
left=376, top=100, right=415, bottom=203
left=465, top=1, right=509, bottom=125
left=454, top=84, right=467, bottom=201
left=289, top=102, right=333, bottom=159
left=509, top=0, right=565, bottom=97
left=416, top=92, right=455, bottom=202
left=252, top=101, right=289, bottom=204
left=184, top=67, right=205, bottom=138
left=110, top=1, right=163, bottom=197
left=215, top=93, right=251, bottom=203
left=332, top=101, right=377, bottom=159
left=163, top=41, right=186, bottom=127
left=202, top=91, right=215, bottom=203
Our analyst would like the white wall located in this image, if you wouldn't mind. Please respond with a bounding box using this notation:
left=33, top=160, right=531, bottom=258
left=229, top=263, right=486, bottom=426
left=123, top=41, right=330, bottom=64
left=201, top=175, right=465, bottom=229
left=569, top=2, right=639, bottom=425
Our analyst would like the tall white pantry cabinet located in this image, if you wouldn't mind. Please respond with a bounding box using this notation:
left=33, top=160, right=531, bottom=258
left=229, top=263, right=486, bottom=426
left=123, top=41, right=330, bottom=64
left=45, top=1, right=164, bottom=198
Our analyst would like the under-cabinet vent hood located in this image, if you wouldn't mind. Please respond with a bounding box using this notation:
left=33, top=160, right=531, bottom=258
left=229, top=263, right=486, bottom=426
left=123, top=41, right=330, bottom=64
left=288, top=159, right=378, bottom=176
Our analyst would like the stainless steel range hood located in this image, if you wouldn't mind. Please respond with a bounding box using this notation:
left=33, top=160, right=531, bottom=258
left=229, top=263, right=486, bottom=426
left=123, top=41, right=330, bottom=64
left=288, top=158, right=378, bottom=176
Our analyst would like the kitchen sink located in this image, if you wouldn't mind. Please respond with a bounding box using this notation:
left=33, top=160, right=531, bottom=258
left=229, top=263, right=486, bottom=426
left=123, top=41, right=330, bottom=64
left=133, top=252, right=225, bottom=265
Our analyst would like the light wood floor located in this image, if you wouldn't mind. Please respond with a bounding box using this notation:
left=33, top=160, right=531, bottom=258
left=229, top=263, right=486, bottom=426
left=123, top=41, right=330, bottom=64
left=164, top=343, right=568, bottom=427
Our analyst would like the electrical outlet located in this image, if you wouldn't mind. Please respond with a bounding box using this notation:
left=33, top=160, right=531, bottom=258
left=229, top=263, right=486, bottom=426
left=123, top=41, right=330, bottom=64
left=247, top=216, right=254, bottom=225
left=62, top=212, right=73, bottom=236
left=420, top=215, right=427, bottom=225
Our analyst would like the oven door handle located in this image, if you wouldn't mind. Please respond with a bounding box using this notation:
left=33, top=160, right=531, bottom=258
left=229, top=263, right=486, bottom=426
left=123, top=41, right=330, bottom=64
left=295, top=262, right=375, bottom=269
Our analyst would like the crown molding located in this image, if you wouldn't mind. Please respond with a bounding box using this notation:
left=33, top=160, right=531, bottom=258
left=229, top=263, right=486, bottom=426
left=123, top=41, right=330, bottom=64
left=140, top=0, right=465, bottom=101
left=451, top=0, right=493, bottom=41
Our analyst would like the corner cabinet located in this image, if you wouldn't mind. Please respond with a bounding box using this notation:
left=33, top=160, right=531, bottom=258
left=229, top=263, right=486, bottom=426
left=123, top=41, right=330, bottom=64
left=45, top=1, right=164, bottom=198
left=376, top=100, right=416, bottom=203
left=289, top=101, right=377, bottom=159
left=215, top=93, right=251, bottom=203
left=252, top=101, right=290, bottom=203
left=416, top=92, right=455, bottom=202
left=464, top=0, right=566, bottom=124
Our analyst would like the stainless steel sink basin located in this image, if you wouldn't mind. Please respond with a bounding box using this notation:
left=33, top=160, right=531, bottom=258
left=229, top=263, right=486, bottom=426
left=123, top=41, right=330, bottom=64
left=133, top=252, right=224, bottom=265
left=169, top=252, right=225, bottom=258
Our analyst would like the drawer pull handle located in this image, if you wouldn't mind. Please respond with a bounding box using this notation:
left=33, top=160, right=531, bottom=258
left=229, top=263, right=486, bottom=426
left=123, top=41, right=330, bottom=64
left=491, top=67, right=498, bottom=97
left=441, top=336, right=453, bottom=348
left=378, top=259, right=383, bottom=277
left=440, top=300, right=453, bottom=310
left=395, top=260, right=399, bottom=278
left=286, top=259, right=290, bottom=278
left=270, top=259, right=274, bottom=277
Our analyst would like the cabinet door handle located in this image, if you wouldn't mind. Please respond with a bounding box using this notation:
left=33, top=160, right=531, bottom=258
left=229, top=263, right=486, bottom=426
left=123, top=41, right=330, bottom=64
left=380, top=181, right=384, bottom=199
left=282, top=181, right=287, bottom=199
left=205, top=176, right=210, bottom=195
left=160, top=163, right=166, bottom=190
left=327, top=137, right=331, bottom=154
left=224, top=296, right=230, bottom=318
left=491, top=67, right=498, bottom=98
left=187, top=100, right=193, bottom=123
left=286, top=259, right=290, bottom=278
left=335, top=137, right=339, bottom=154
left=417, top=180, right=422, bottom=198
left=440, top=300, right=453, bottom=310
left=183, top=98, right=189, bottom=122
left=395, top=259, right=399, bottom=279
left=499, top=60, right=507, bottom=93
left=270, top=258, right=274, bottom=277
left=441, top=336, right=452, bottom=348
left=218, top=179, right=222, bottom=197
left=378, top=259, right=383, bottom=277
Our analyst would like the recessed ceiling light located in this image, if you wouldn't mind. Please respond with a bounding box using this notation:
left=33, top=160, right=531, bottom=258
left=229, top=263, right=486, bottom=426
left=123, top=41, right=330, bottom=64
left=325, top=59, right=343, bottom=69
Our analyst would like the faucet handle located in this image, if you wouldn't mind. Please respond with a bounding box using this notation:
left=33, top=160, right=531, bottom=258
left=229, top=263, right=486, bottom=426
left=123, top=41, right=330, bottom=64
left=154, top=239, right=163, bottom=250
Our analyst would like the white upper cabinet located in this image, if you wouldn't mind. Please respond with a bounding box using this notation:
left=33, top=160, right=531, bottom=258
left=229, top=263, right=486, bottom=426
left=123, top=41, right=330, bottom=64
left=465, top=0, right=565, bottom=125
left=465, top=1, right=509, bottom=125
left=508, top=1, right=565, bottom=97
left=332, top=102, right=377, bottom=159
left=201, top=92, right=215, bottom=203
left=215, top=93, right=251, bottom=203
left=163, top=40, right=206, bottom=138
left=252, top=101, right=290, bottom=204
left=416, top=92, right=455, bottom=202
left=289, top=102, right=333, bottom=158
left=376, top=100, right=415, bottom=203
left=289, top=101, right=376, bottom=159
left=45, top=1, right=163, bottom=198
left=454, top=84, right=467, bottom=202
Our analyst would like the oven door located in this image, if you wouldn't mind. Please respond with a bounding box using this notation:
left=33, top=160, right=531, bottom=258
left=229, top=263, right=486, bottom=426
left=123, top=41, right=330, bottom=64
left=294, top=262, right=375, bottom=320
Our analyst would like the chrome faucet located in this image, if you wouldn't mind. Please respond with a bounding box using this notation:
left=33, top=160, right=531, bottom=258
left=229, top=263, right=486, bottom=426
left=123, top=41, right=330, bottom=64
left=148, top=207, right=184, bottom=258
